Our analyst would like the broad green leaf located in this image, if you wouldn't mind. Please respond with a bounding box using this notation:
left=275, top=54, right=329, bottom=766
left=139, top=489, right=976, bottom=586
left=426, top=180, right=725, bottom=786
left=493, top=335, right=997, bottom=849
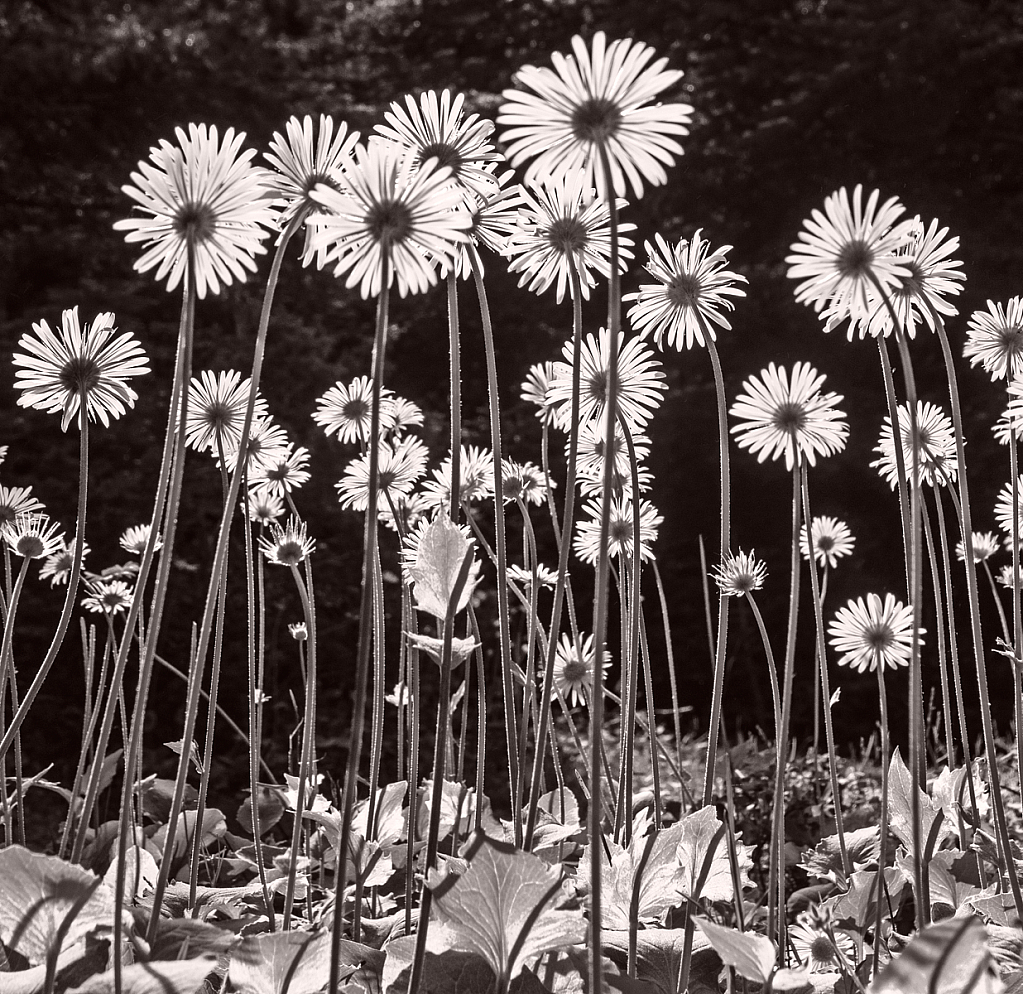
left=354, top=781, right=408, bottom=847
left=694, top=917, right=776, bottom=985
left=824, top=868, right=905, bottom=930
left=428, top=833, right=586, bottom=986
left=925, top=850, right=983, bottom=917
left=932, top=764, right=988, bottom=833
left=887, top=748, right=946, bottom=857
left=676, top=805, right=751, bottom=903
left=409, top=516, right=479, bottom=620
left=800, top=826, right=880, bottom=881
left=138, top=914, right=238, bottom=961
left=147, top=808, right=227, bottom=874
left=0, top=846, right=115, bottom=966
left=416, top=780, right=477, bottom=842
left=137, top=776, right=197, bottom=823
left=602, top=928, right=714, bottom=994
left=63, top=957, right=218, bottom=994
left=406, top=633, right=479, bottom=669
left=966, top=890, right=1020, bottom=927
left=102, top=846, right=158, bottom=903
left=237, top=785, right=286, bottom=837
left=228, top=931, right=381, bottom=994
left=868, top=915, right=1001, bottom=993
left=381, top=937, right=550, bottom=994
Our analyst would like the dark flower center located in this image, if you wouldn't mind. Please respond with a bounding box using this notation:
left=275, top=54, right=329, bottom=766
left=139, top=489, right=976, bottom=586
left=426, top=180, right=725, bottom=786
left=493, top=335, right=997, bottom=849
left=203, top=401, right=234, bottom=430
left=173, top=201, right=217, bottom=243
left=562, top=658, right=589, bottom=684
left=276, top=540, right=305, bottom=565
left=773, top=401, right=807, bottom=434
left=342, top=398, right=370, bottom=422
left=999, top=325, right=1023, bottom=357
left=419, top=142, right=463, bottom=172
left=367, top=199, right=413, bottom=247
left=102, top=590, right=126, bottom=609
left=17, top=536, right=45, bottom=558
left=610, top=519, right=632, bottom=545
left=59, top=356, right=101, bottom=395
left=867, top=623, right=893, bottom=651
left=586, top=369, right=608, bottom=401
left=571, top=97, right=622, bottom=144
left=809, top=935, right=836, bottom=963
left=667, top=273, right=703, bottom=310
left=0, top=505, right=17, bottom=525
left=818, top=536, right=835, bottom=551
left=547, top=217, right=589, bottom=254
left=835, top=239, right=873, bottom=277
left=378, top=469, right=398, bottom=491
left=895, top=261, right=924, bottom=299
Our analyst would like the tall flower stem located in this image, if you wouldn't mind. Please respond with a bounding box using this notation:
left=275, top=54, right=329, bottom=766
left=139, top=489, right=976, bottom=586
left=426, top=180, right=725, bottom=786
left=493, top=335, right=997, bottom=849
left=365, top=543, right=386, bottom=834
left=921, top=500, right=953, bottom=760
left=701, top=332, right=732, bottom=806
left=745, top=591, right=781, bottom=739
left=652, top=560, right=685, bottom=785
left=800, top=462, right=849, bottom=873
left=928, top=300, right=1023, bottom=918
left=1008, top=429, right=1023, bottom=772
left=871, top=659, right=892, bottom=976
left=328, top=255, right=391, bottom=994
left=468, top=246, right=518, bottom=843
left=446, top=271, right=462, bottom=523
left=524, top=262, right=585, bottom=849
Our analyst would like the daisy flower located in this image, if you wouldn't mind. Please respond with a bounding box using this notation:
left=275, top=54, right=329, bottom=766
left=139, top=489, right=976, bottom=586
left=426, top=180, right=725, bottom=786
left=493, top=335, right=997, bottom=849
left=498, top=31, right=693, bottom=199
left=626, top=230, right=747, bottom=351
left=547, top=327, right=666, bottom=433
left=503, top=170, right=634, bottom=303
left=785, top=185, right=915, bottom=334
left=81, top=579, right=134, bottom=615
left=994, top=477, right=1023, bottom=543
left=0, top=446, right=7, bottom=469
left=219, top=416, right=290, bottom=477
left=788, top=919, right=856, bottom=974
left=552, top=632, right=611, bottom=706
left=871, top=401, right=958, bottom=489
left=449, top=170, right=525, bottom=276
left=184, top=369, right=268, bottom=454
left=312, top=376, right=395, bottom=445
left=711, top=551, right=767, bottom=597
left=573, top=494, right=662, bottom=564
left=386, top=397, right=425, bottom=437
left=501, top=459, right=552, bottom=506
left=956, top=531, right=1000, bottom=564
left=259, top=516, right=315, bottom=566
left=507, top=564, right=559, bottom=590
left=997, top=564, right=1023, bottom=589
left=119, top=524, right=162, bottom=557
left=521, top=361, right=560, bottom=426
left=576, top=461, right=653, bottom=501
left=336, top=437, right=429, bottom=512
left=247, top=487, right=285, bottom=525
left=39, top=537, right=90, bottom=587
left=308, top=140, right=472, bottom=298
left=828, top=593, right=921, bottom=673
left=730, top=362, right=848, bottom=470
left=800, top=516, right=855, bottom=569
left=420, top=445, right=495, bottom=511
left=375, top=89, right=501, bottom=200
left=0, top=486, right=44, bottom=528
left=265, top=114, right=359, bottom=264
left=963, top=297, right=1023, bottom=381
left=13, top=308, right=150, bottom=431
left=379, top=492, right=431, bottom=535
left=2, top=512, right=65, bottom=560
left=572, top=416, right=651, bottom=483
left=114, top=123, right=276, bottom=299
left=288, top=622, right=308, bottom=641
left=250, top=445, right=311, bottom=497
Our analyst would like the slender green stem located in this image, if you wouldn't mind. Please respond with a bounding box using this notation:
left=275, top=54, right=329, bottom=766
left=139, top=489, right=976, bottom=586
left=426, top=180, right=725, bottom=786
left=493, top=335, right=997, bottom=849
left=745, top=592, right=781, bottom=738
left=921, top=497, right=953, bottom=761
left=872, top=660, right=891, bottom=978
left=447, top=270, right=461, bottom=523
left=982, top=561, right=1011, bottom=643
left=652, top=560, right=685, bottom=792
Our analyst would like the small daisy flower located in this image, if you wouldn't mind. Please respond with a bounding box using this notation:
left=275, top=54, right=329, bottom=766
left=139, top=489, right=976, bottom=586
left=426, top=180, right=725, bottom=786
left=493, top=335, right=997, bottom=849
left=547, top=327, right=666, bottom=433
left=963, top=297, right=1023, bottom=381
left=184, top=370, right=268, bottom=454
left=288, top=621, right=308, bottom=641
left=308, top=140, right=472, bottom=299
left=259, top=516, right=315, bottom=566
left=2, top=512, right=65, bottom=560
left=576, top=461, right=654, bottom=501
left=336, top=437, right=429, bottom=512
left=521, top=361, right=560, bottom=426
left=501, top=459, right=552, bottom=506
left=994, top=477, right=1023, bottom=543
left=385, top=682, right=409, bottom=708
left=13, top=308, right=150, bottom=431
left=956, top=531, right=1000, bottom=563
left=786, top=185, right=915, bottom=334
left=0, top=446, right=7, bottom=469
left=507, top=564, right=559, bottom=590
left=552, top=633, right=611, bottom=706
left=503, top=170, right=634, bottom=303
left=250, top=445, right=311, bottom=497
left=997, top=564, right=1023, bottom=589
left=119, top=524, right=162, bottom=557
left=449, top=169, right=526, bottom=276
left=114, top=123, right=277, bottom=299
left=828, top=593, right=921, bottom=673
left=572, top=415, right=651, bottom=483
left=730, top=362, right=848, bottom=470
left=0, top=486, right=44, bottom=528
left=573, top=495, right=662, bottom=564
left=498, top=31, right=693, bottom=199
left=265, top=114, right=359, bottom=265
left=220, top=416, right=290, bottom=476
left=626, top=230, right=747, bottom=350
left=39, top=537, right=90, bottom=587
left=871, top=401, right=958, bottom=489
left=375, top=89, right=501, bottom=200
left=788, top=918, right=856, bottom=974
left=420, top=445, right=495, bottom=511
left=379, top=491, right=431, bottom=535
left=312, top=376, right=395, bottom=445
left=81, top=578, right=134, bottom=615
left=247, top=487, right=285, bottom=525
left=801, top=516, right=855, bottom=569
left=711, top=551, right=767, bottom=597
left=386, top=397, right=425, bottom=437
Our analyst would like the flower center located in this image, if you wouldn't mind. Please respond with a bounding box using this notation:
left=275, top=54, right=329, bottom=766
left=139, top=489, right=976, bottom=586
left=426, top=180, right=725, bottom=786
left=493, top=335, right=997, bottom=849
left=173, top=201, right=217, bottom=244
left=367, top=199, right=413, bottom=247
left=562, top=658, right=589, bottom=684
left=773, top=401, right=807, bottom=434
left=667, top=273, right=703, bottom=310
left=16, top=536, right=45, bottom=558
left=835, top=239, right=873, bottom=277
left=343, top=398, right=370, bottom=423
left=0, top=505, right=15, bottom=525
left=817, top=536, right=835, bottom=551
left=58, top=356, right=101, bottom=395
left=547, top=217, right=589, bottom=255
left=610, top=519, right=632, bottom=545
left=586, top=369, right=608, bottom=402
left=896, top=261, right=924, bottom=299
left=809, top=935, right=837, bottom=963
left=419, top=142, right=463, bottom=172
left=203, top=401, right=235, bottom=431
left=999, top=325, right=1023, bottom=357
left=867, top=623, right=893, bottom=652
left=276, top=540, right=305, bottom=565
left=102, top=590, right=126, bottom=609
left=378, top=469, right=398, bottom=491
left=571, top=97, right=622, bottom=144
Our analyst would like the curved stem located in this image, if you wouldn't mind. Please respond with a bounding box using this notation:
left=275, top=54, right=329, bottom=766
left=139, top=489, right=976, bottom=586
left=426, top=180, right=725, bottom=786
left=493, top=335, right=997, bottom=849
left=745, top=592, right=781, bottom=738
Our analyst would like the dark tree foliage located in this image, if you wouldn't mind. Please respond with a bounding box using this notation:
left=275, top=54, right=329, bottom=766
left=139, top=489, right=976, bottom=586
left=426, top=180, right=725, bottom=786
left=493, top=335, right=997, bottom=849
left=1, top=0, right=1022, bottom=798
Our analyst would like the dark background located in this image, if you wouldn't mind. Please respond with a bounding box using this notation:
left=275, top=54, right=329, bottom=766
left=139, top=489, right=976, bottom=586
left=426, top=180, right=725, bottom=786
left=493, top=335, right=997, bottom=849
left=2, top=0, right=1022, bottom=808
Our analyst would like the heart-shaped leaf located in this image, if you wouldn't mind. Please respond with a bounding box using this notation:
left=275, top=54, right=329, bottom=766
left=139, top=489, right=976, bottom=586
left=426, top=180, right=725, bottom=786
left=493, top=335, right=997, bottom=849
left=694, top=917, right=776, bottom=984
left=887, top=748, right=945, bottom=857
left=408, top=516, right=479, bottom=620
left=676, top=805, right=751, bottom=903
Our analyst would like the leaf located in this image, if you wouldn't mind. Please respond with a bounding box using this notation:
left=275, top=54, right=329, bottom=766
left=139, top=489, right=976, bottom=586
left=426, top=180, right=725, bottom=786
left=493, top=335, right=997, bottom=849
left=147, top=808, right=227, bottom=874
left=62, top=958, right=218, bottom=994
left=0, top=846, right=115, bottom=966
left=428, top=833, right=586, bottom=986
left=102, top=846, right=158, bottom=903
left=406, top=633, right=479, bottom=669
left=139, top=914, right=239, bottom=961
left=416, top=780, right=476, bottom=843
left=380, top=936, right=495, bottom=994
left=138, top=777, right=197, bottom=823
left=693, top=917, right=776, bottom=985
left=229, top=931, right=329, bottom=994
left=868, top=915, right=1002, bottom=993
left=925, top=851, right=983, bottom=917
left=408, top=516, right=479, bottom=620
left=602, top=928, right=714, bottom=994
left=676, top=805, right=751, bottom=903
left=164, top=738, right=203, bottom=775
left=354, top=781, right=408, bottom=847
left=932, top=764, right=989, bottom=834
left=237, top=785, right=286, bottom=837
left=800, top=826, right=880, bottom=881
left=967, top=890, right=1022, bottom=927
left=824, top=869, right=905, bottom=931
left=887, top=748, right=945, bottom=857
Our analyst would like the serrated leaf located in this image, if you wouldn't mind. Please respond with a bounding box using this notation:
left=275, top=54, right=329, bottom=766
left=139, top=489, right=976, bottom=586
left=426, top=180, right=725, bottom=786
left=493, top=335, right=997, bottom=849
left=381, top=938, right=497, bottom=994
left=63, top=957, right=218, bottom=994
left=888, top=748, right=945, bottom=857
left=966, top=890, right=1021, bottom=927
left=676, top=805, right=751, bottom=903
left=0, top=847, right=115, bottom=966
left=694, top=917, right=776, bottom=984
left=428, top=833, right=586, bottom=986
left=868, top=915, right=1002, bottom=993
left=800, top=826, right=880, bottom=881
left=409, top=516, right=479, bottom=620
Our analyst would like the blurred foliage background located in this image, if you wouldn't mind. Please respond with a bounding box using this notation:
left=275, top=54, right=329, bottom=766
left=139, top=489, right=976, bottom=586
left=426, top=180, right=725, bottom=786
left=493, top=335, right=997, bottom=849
left=2, top=0, right=1022, bottom=806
